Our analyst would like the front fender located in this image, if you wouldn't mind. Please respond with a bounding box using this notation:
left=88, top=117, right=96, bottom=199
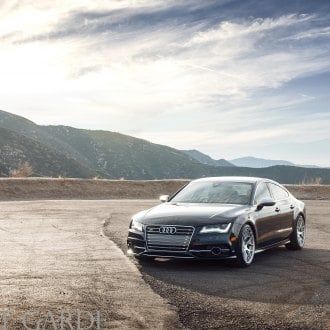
left=294, top=200, right=306, bottom=221
left=231, top=212, right=257, bottom=241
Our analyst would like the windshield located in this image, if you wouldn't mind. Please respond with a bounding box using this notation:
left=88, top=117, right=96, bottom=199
left=171, top=181, right=253, bottom=205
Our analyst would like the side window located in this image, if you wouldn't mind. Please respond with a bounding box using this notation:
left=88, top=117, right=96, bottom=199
left=268, top=183, right=289, bottom=201
left=254, top=182, right=272, bottom=204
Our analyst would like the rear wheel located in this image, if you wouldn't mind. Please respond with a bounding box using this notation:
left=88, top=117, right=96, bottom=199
left=235, top=224, right=255, bottom=267
left=286, top=215, right=305, bottom=250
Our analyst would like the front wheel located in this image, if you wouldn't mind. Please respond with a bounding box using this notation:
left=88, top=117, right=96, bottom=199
left=285, top=215, right=306, bottom=250
left=235, top=224, right=256, bottom=267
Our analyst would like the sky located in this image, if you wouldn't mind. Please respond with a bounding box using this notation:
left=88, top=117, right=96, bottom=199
left=0, top=0, right=330, bottom=166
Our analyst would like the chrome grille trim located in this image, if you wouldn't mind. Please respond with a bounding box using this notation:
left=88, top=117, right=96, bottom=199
left=146, top=225, right=195, bottom=252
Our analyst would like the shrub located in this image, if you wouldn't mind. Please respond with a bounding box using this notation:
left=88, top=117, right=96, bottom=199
left=10, top=161, right=33, bottom=177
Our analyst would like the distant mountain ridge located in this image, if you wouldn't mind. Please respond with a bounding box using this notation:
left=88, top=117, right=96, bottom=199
left=230, top=156, right=295, bottom=168
left=181, top=150, right=234, bottom=167
left=0, top=109, right=330, bottom=184
left=181, top=149, right=320, bottom=169
left=230, top=156, right=320, bottom=169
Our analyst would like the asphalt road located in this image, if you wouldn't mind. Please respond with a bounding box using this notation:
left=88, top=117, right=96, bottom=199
left=0, top=200, right=329, bottom=329
left=105, top=200, right=330, bottom=330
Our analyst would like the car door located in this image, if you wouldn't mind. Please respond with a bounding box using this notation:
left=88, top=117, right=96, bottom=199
left=253, top=182, right=279, bottom=247
left=267, top=183, right=294, bottom=242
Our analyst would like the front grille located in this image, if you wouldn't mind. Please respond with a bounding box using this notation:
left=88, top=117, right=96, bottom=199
left=146, top=225, right=194, bottom=251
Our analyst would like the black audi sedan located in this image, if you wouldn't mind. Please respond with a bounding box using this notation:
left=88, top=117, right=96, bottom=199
left=127, top=177, right=306, bottom=267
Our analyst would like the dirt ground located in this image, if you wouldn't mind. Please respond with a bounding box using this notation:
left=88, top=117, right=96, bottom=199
left=0, top=200, right=180, bottom=329
left=0, top=199, right=328, bottom=329
left=0, top=178, right=330, bottom=201
left=0, top=178, right=188, bottom=201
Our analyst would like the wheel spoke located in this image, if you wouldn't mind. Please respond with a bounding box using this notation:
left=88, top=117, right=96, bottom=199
left=246, top=237, right=253, bottom=245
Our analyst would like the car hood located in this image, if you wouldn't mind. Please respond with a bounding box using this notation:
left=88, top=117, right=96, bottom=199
left=138, top=202, right=250, bottom=226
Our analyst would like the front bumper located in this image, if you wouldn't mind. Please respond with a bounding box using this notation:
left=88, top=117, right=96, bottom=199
left=127, top=226, right=237, bottom=259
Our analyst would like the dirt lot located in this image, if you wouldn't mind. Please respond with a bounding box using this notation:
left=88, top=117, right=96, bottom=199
left=0, top=178, right=187, bottom=201
left=0, top=198, right=328, bottom=329
left=0, top=178, right=330, bottom=201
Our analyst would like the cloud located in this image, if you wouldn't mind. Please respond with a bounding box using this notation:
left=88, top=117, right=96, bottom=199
left=0, top=0, right=329, bottom=164
left=285, top=26, right=330, bottom=40
left=185, top=14, right=313, bottom=46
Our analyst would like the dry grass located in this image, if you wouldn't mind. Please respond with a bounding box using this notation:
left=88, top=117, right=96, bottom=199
left=299, top=177, right=323, bottom=185
left=9, top=161, right=33, bottom=177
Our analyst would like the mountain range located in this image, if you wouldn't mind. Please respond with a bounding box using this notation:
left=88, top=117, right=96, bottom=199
left=230, top=156, right=295, bottom=168
left=181, top=150, right=320, bottom=168
left=0, top=109, right=329, bottom=184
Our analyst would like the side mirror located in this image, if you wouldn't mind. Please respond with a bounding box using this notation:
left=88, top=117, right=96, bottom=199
left=160, top=195, right=170, bottom=203
left=256, top=197, right=275, bottom=211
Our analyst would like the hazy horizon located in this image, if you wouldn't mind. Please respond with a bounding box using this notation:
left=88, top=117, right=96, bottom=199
left=0, top=0, right=329, bottom=166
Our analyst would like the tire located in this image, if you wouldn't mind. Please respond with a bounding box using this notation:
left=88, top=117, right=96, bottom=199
left=235, top=224, right=256, bottom=267
left=285, top=215, right=306, bottom=250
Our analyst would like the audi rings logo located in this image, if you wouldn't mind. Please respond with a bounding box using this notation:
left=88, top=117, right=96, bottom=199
left=159, top=226, right=177, bottom=234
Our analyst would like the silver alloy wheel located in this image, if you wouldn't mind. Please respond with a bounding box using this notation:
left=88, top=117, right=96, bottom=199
left=296, top=216, right=306, bottom=247
left=242, top=226, right=255, bottom=264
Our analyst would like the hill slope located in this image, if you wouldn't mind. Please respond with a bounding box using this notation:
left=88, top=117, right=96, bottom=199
left=0, top=126, right=93, bottom=177
left=0, top=110, right=212, bottom=179
left=181, top=150, right=234, bottom=167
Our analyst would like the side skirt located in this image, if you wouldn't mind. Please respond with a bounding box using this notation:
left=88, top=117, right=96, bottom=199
left=256, top=239, right=290, bottom=253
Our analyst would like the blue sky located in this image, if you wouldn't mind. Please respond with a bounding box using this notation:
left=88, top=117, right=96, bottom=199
left=0, top=0, right=329, bottom=165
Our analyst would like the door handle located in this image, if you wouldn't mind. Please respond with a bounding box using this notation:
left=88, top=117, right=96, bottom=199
left=290, top=205, right=294, bottom=210
left=275, top=207, right=280, bottom=213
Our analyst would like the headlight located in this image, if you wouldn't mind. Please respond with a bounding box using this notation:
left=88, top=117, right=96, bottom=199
left=200, top=223, right=231, bottom=234
left=131, top=219, right=143, bottom=232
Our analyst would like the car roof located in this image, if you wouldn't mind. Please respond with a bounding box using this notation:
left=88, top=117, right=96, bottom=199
left=192, top=176, right=271, bottom=184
